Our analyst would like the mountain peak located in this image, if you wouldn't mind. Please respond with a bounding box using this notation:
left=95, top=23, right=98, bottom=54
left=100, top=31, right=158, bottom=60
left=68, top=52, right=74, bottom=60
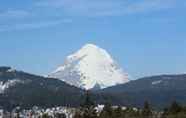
left=49, top=44, right=129, bottom=90
left=82, top=43, right=98, bottom=49
left=80, top=43, right=103, bottom=53
left=67, top=43, right=112, bottom=63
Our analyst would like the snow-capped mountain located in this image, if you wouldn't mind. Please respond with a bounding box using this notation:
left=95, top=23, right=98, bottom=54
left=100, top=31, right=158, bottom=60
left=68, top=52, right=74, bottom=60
left=49, top=44, right=129, bottom=90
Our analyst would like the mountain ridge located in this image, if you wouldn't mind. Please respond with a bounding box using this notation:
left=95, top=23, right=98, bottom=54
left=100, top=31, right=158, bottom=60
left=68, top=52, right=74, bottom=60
left=1, top=66, right=186, bottom=109
left=0, top=66, right=85, bottom=110
left=98, top=74, right=186, bottom=108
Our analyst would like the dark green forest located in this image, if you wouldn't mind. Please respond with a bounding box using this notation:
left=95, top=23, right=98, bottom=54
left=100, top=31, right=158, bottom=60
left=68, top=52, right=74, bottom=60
left=72, top=92, right=186, bottom=118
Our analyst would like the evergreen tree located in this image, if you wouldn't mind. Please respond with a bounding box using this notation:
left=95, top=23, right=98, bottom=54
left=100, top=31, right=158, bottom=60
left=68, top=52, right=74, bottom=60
left=55, top=113, right=66, bottom=118
left=42, top=113, right=50, bottom=118
left=99, top=102, right=113, bottom=118
left=83, top=108, right=98, bottom=118
left=141, top=101, right=153, bottom=118
left=162, top=101, right=183, bottom=118
left=161, top=108, right=169, bottom=118
left=74, top=90, right=98, bottom=118
left=113, top=106, right=123, bottom=118
left=82, top=91, right=95, bottom=109
left=169, top=101, right=182, bottom=114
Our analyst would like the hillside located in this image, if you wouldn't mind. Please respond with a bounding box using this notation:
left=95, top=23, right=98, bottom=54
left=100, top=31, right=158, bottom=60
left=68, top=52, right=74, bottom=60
left=98, top=74, right=186, bottom=108
left=0, top=67, right=84, bottom=110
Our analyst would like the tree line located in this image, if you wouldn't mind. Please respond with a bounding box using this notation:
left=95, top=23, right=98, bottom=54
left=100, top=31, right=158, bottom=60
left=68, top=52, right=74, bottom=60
left=73, top=92, right=186, bottom=118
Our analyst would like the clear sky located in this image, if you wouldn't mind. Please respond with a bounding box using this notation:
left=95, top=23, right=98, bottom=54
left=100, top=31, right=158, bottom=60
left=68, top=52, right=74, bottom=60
left=0, top=0, right=186, bottom=79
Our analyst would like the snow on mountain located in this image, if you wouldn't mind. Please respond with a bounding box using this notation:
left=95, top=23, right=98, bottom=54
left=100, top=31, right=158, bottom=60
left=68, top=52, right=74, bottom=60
left=0, top=79, right=23, bottom=94
left=152, top=80, right=162, bottom=85
left=49, top=44, right=129, bottom=90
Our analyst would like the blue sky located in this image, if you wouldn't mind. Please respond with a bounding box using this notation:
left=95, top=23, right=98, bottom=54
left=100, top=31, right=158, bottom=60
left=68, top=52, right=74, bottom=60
left=0, top=0, right=186, bottom=79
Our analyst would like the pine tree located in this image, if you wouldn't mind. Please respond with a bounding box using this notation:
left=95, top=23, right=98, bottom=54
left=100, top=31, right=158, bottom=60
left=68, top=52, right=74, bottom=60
left=99, top=102, right=113, bottom=118
left=55, top=113, right=66, bottom=118
left=161, top=108, right=169, bottom=118
left=42, top=113, right=50, bottom=118
left=113, top=106, right=123, bottom=118
left=75, top=90, right=98, bottom=118
left=82, top=91, right=95, bottom=109
left=169, top=101, right=182, bottom=114
left=141, top=101, right=153, bottom=118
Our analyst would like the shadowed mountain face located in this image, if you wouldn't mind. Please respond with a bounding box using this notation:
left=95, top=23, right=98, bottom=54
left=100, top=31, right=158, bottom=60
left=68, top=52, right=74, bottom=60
left=99, top=74, right=186, bottom=108
left=0, top=67, right=85, bottom=110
